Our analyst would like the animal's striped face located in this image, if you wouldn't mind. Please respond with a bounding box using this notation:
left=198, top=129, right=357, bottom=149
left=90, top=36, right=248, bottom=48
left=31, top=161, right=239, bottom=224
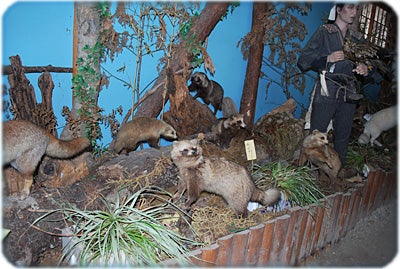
left=224, top=114, right=246, bottom=129
left=230, top=114, right=246, bottom=128
left=190, top=72, right=209, bottom=88
left=171, top=139, right=202, bottom=159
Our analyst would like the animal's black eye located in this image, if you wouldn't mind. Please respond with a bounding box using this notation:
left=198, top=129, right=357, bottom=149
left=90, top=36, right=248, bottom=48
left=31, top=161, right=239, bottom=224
left=181, top=149, right=189, bottom=155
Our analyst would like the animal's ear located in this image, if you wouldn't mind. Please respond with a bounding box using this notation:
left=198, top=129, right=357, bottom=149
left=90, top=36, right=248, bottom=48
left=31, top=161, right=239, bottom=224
left=197, top=133, right=205, bottom=140
left=312, top=129, right=319, bottom=134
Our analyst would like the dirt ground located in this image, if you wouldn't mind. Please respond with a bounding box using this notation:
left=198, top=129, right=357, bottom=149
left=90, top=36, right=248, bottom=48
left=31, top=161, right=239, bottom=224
left=302, top=198, right=397, bottom=267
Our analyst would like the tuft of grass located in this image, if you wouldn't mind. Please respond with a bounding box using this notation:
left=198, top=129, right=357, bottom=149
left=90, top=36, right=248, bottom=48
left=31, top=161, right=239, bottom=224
left=347, top=141, right=394, bottom=172
left=252, top=162, right=326, bottom=207
left=33, top=187, right=200, bottom=266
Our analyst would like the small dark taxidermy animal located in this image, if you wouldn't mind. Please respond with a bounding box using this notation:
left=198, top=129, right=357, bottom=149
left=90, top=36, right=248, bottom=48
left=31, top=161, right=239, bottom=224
left=110, top=117, right=178, bottom=154
left=211, top=113, right=246, bottom=148
left=298, top=129, right=341, bottom=183
left=3, top=120, right=91, bottom=199
left=188, top=71, right=224, bottom=115
left=170, top=138, right=281, bottom=217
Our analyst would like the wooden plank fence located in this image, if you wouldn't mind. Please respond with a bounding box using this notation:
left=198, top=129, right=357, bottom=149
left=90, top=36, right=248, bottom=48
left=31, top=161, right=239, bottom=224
left=167, top=170, right=396, bottom=266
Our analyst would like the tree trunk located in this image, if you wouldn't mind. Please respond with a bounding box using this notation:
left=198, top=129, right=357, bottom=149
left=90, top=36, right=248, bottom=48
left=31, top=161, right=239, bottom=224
left=239, top=2, right=272, bottom=128
left=133, top=2, right=230, bottom=120
left=163, top=68, right=216, bottom=138
left=61, top=2, right=101, bottom=140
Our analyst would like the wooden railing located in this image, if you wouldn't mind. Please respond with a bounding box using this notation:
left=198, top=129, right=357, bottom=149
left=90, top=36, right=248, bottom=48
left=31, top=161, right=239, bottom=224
left=165, top=169, right=396, bottom=266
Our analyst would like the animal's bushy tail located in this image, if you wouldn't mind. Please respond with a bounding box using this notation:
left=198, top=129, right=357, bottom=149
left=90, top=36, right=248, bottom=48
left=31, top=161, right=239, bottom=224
left=46, top=135, right=90, bottom=159
left=252, top=188, right=281, bottom=206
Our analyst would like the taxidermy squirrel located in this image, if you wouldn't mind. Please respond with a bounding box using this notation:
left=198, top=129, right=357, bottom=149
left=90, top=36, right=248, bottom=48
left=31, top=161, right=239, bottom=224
left=2, top=120, right=91, bottom=199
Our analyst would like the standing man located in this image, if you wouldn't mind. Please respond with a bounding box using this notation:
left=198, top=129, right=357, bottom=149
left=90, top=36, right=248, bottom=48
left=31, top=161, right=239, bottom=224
left=298, top=3, right=375, bottom=178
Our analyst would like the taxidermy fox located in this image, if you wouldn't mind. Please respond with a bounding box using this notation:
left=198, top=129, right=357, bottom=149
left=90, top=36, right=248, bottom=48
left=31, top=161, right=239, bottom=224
left=299, top=129, right=341, bottom=183
left=2, top=120, right=91, bottom=199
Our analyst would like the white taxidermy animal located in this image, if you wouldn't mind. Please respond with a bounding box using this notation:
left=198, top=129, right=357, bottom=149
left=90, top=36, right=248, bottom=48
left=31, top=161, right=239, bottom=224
left=358, top=106, right=397, bottom=146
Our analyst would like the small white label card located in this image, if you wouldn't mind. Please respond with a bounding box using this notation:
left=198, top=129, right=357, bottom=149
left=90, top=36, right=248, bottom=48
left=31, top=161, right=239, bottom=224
left=244, top=139, right=257, bottom=161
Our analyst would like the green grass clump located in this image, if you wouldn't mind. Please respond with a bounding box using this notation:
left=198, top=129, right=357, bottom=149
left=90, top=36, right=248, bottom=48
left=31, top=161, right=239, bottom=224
left=33, top=187, right=199, bottom=266
left=252, top=162, right=326, bottom=207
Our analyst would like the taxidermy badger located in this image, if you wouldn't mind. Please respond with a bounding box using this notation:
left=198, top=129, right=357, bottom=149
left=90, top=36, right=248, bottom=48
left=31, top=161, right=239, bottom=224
left=110, top=117, right=178, bottom=154
left=188, top=71, right=224, bottom=115
left=170, top=137, right=281, bottom=217
left=358, top=105, right=397, bottom=147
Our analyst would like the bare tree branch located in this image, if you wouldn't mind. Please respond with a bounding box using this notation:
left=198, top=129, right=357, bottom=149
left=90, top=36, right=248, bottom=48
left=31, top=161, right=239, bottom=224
left=3, top=65, right=72, bottom=75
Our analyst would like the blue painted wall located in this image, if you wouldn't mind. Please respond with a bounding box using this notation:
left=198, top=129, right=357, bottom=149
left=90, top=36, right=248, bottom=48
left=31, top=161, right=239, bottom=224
left=2, top=1, right=333, bottom=147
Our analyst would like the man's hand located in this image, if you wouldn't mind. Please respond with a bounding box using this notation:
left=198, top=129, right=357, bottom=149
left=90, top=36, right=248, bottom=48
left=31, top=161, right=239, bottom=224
left=353, top=62, right=369, bottom=76
left=327, top=50, right=345, bottom=63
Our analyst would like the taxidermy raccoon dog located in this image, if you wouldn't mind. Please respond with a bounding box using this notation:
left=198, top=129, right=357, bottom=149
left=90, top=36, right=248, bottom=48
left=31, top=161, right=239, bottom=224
left=299, top=129, right=341, bottom=183
left=211, top=113, right=246, bottom=148
left=170, top=138, right=281, bottom=217
left=358, top=105, right=397, bottom=147
left=221, top=96, right=238, bottom=118
left=3, top=120, right=90, bottom=199
left=188, top=71, right=224, bottom=115
left=110, top=117, right=178, bottom=154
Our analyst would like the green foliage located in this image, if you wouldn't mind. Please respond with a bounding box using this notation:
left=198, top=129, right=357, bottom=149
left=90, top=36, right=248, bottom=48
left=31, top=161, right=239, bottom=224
left=71, top=42, right=104, bottom=144
left=33, top=187, right=200, bottom=266
left=97, top=2, right=111, bottom=18
left=252, top=162, right=326, bottom=207
left=347, top=141, right=394, bottom=172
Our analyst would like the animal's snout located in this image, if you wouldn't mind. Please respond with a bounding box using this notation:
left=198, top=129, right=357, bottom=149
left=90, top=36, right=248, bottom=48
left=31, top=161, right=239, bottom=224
left=192, top=76, right=200, bottom=83
left=190, top=147, right=197, bottom=155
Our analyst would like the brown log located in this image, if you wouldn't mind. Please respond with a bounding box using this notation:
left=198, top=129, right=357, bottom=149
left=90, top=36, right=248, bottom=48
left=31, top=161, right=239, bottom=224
left=163, top=68, right=216, bottom=138
left=8, top=55, right=38, bottom=121
left=37, top=71, right=57, bottom=136
left=38, top=153, right=93, bottom=188
left=2, top=65, right=72, bottom=75
left=240, top=3, right=273, bottom=128
left=7, top=56, right=58, bottom=134
left=135, top=2, right=230, bottom=119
